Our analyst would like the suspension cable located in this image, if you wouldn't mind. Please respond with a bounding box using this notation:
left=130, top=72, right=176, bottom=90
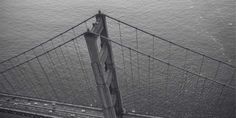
left=25, top=55, right=48, bottom=99
left=35, top=55, right=59, bottom=101
left=105, top=14, right=235, bottom=69
left=1, top=73, right=16, bottom=94
left=0, top=33, right=85, bottom=74
left=72, top=30, right=96, bottom=104
left=135, top=29, right=140, bottom=82
left=11, top=57, right=37, bottom=97
left=196, top=55, right=204, bottom=90
left=0, top=79, right=8, bottom=93
left=148, top=56, right=151, bottom=98
left=129, top=48, right=134, bottom=88
left=57, top=41, right=80, bottom=103
left=94, top=33, right=235, bottom=90
left=0, top=15, right=95, bottom=65
left=5, top=61, right=27, bottom=93
left=72, top=39, right=95, bottom=103
left=50, top=40, right=71, bottom=101
left=118, top=22, right=126, bottom=74
left=43, top=45, right=69, bottom=102
left=16, top=61, right=39, bottom=97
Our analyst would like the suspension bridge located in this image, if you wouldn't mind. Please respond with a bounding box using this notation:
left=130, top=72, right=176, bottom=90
left=0, top=11, right=235, bottom=118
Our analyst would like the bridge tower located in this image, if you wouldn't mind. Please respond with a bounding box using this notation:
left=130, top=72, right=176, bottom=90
left=84, top=11, right=124, bottom=118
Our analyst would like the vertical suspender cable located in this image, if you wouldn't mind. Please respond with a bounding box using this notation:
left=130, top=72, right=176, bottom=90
left=1, top=73, right=16, bottom=94
left=135, top=29, right=140, bottom=83
left=196, top=55, right=204, bottom=92
left=118, top=22, right=126, bottom=73
left=6, top=61, right=26, bottom=93
left=72, top=30, right=96, bottom=104
left=15, top=57, right=39, bottom=97
left=35, top=55, right=59, bottom=101
left=0, top=78, right=8, bottom=93
left=148, top=56, right=151, bottom=98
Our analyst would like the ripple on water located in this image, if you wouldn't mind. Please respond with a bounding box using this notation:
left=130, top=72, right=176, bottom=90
left=189, top=6, right=194, bottom=9
left=228, top=22, right=233, bottom=26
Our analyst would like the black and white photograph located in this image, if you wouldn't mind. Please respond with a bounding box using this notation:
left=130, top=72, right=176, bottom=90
left=0, top=0, right=235, bottom=118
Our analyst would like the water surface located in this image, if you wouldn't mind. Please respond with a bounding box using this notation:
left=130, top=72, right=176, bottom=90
left=0, top=0, right=235, bottom=65
left=0, top=0, right=235, bottom=117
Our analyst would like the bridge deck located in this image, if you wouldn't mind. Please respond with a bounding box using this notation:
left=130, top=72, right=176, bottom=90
left=0, top=93, right=160, bottom=118
left=0, top=93, right=103, bottom=118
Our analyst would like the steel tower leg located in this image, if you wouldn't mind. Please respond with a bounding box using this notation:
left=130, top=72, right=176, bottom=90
left=84, top=11, right=124, bottom=118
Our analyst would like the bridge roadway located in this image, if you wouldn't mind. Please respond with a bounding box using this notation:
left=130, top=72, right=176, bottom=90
left=0, top=93, right=160, bottom=118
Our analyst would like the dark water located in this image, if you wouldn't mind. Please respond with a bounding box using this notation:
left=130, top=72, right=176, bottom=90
left=0, top=0, right=235, bottom=65
left=0, top=0, right=235, bottom=117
